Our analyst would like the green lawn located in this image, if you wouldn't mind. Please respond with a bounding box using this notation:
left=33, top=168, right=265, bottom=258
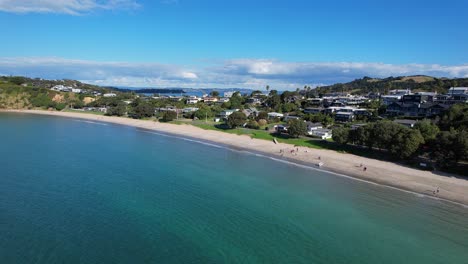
left=189, top=121, right=328, bottom=149
left=63, top=109, right=106, bottom=115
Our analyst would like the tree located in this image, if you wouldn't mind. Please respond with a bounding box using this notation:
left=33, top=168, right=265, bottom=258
left=258, top=119, right=268, bottom=127
left=106, top=102, right=126, bottom=116
left=229, top=92, right=244, bottom=109
left=210, top=90, right=220, bottom=97
left=432, top=129, right=468, bottom=167
left=162, top=111, right=177, bottom=122
left=132, top=102, right=154, bottom=119
left=256, top=111, right=268, bottom=121
left=227, top=111, right=247, bottom=128
left=194, top=106, right=213, bottom=120
left=439, top=104, right=468, bottom=131
left=415, top=119, right=440, bottom=143
left=332, top=127, right=350, bottom=144
left=287, top=119, right=307, bottom=138
left=246, top=120, right=260, bottom=129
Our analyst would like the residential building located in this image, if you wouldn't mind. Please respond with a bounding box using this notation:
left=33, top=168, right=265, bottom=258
left=219, top=109, right=238, bottom=119
left=335, top=111, right=355, bottom=122
left=309, top=128, right=333, bottom=139
left=394, top=119, right=417, bottom=128
left=267, top=112, right=284, bottom=119
left=103, top=93, right=117, bottom=97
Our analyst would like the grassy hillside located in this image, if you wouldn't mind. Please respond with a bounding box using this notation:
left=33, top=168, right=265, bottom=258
left=315, top=76, right=468, bottom=95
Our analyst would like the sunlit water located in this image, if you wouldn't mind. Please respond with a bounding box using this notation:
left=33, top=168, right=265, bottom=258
left=1, top=113, right=467, bottom=264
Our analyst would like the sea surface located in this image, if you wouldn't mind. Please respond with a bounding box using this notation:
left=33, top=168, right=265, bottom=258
left=1, top=113, right=467, bottom=264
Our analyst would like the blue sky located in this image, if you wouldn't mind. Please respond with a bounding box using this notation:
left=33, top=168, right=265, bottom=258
left=1, top=0, right=467, bottom=89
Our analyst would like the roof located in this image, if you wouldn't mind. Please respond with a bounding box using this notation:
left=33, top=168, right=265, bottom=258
left=394, top=119, right=417, bottom=125
left=335, top=111, right=354, bottom=115
left=306, top=122, right=322, bottom=127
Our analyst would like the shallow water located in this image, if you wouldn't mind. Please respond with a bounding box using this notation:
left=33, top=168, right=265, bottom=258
left=1, top=113, right=467, bottom=264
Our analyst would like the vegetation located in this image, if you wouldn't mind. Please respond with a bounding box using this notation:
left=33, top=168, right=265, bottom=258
left=227, top=111, right=247, bottom=128
left=287, top=119, right=307, bottom=138
left=315, top=75, right=468, bottom=95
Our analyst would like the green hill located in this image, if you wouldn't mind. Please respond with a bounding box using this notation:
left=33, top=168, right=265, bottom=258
left=315, top=76, right=468, bottom=95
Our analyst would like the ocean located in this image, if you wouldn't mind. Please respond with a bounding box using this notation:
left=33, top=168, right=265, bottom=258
left=1, top=113, right=467, bottom=264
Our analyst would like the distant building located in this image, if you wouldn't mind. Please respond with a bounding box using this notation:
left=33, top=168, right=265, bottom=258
left=219, top=109, right=238, bottom=119
left=283, top=116, right=300, bottom=122
left=267, top=112, right=284, bottom=119
left=224, top=91, right=238, bottom=98
left=71, top=88, right=82, bottom=94
left=309, top=128, right=332, bottom=139
left=394, top=119, right=417, bottom=128
left=448, top=87, right=468, bottom=95
left=103, top=93, right=117, bottom=97
left=186, top=97, right=201, bottom=104
left=335, top=112, right=355, bottom=122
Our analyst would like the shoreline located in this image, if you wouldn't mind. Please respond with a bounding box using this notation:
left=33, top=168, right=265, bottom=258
left=3, top=109, right=468, bottom=206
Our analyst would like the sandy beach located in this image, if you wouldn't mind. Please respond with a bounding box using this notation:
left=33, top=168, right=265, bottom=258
left=3, top=109, right=468, bottom=206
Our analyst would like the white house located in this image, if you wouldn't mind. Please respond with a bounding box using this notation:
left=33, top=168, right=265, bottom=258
left=186, top=96, right=201, bottom=104
left=283, top=115, right=300, bottom=122
left=309, top=128, right=332, bottom=139
left=71, top=88, right=82, bottom=93
left=306, top=122, right=323, bottom=134
left=219, top=109, right=238, bottom=119
left=103, top=93, right=117, bottom=97
left=183, top=107, right=199, bottom=113
left=224, top=91, right=238, bottom=98
left=448, top=87, right=468, bottom=95
left=267, top=112, right=284, bottom=119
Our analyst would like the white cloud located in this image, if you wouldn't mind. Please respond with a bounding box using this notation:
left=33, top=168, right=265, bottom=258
left=0, top=57, right=467, bottom=89
left=0, top=0, right=140, bottom=15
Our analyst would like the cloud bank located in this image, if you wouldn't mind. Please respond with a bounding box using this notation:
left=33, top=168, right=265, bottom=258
left=0, top=0, right=140, bottom=15
left=1, top=57, right=467, bottom=89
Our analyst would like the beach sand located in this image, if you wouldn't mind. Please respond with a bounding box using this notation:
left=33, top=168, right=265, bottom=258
left=3, top=109, right=468, bottom=206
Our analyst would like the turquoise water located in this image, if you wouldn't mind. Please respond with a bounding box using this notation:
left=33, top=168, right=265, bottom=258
left=1, top=113, right=467, bottom=264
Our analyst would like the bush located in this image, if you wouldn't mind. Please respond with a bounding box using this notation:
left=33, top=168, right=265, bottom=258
left=287, top=119, right=307, bottom=137
left=247, top=120, right=260, bottom=129
left=227, top=111, right=247, bottom=128
left=162, top=111, right=177, bottom=122
left=258, top=119, right=268, bottom=127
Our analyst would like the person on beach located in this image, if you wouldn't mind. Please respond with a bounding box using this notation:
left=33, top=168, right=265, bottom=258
left=437, top=187, right=440, bottom=193
left=363, top=167, right=367, bottom=171
left=318, top=156, right=321, bottom=160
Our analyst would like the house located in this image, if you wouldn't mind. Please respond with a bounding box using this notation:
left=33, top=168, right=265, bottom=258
left=309, top=128, right=332, bottom=139
left=246, top=98, right=261, bottom=105
left=386, top=102, right=448, bottom=117
left=448, top=87, right=468, bottom=95
left=224, top=91, right=237, bottom=98
left=394, top=119, right=417, bottom=128
left=353, top=109, right=372, bottom=117
left=186, top=97, right=201, bottom=104
left=103, top=93, right=117, bottom=97
left=242, top=108, right=259, bottom=118
left=218, top=97, right=230, bottom=103
left=203, top=97, right=219, bottom=103
left=71, top=88, right=82, bottom=94
left=183, top=107, right=199, bottom=113
left=268, top=112, right=284, bottom=119
left=335, top=111, right=355, bottom=122
left=219, top=109, right=237, bottom=119
left=306, top=122, right=323, bottom=135
left=283, top=115, right=300, bottom=122
left=304, top=107, right=325, bottom=114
